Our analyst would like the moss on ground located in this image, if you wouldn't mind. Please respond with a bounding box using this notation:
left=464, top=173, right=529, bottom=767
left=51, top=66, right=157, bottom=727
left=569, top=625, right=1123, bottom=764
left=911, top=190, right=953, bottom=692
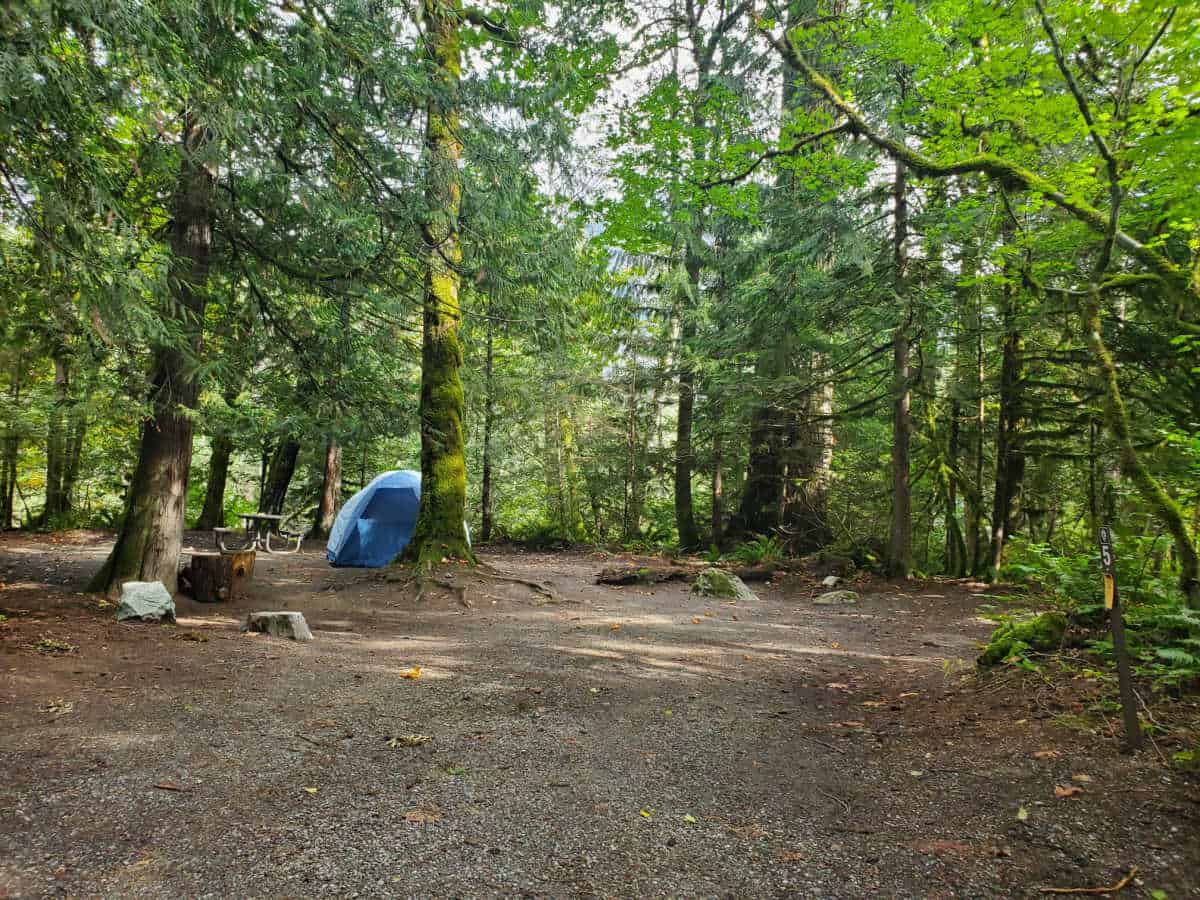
left=978, top=612, right=1068, bottom=667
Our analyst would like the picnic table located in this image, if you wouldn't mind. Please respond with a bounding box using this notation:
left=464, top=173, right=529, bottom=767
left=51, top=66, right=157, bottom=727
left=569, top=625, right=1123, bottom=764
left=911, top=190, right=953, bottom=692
left=213, top=513, right=303, bottom=554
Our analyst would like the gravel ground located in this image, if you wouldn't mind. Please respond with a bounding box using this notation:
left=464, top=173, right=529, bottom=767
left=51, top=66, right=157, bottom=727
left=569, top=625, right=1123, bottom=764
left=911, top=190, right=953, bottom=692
left=1, top=532, right=1197, bottom=898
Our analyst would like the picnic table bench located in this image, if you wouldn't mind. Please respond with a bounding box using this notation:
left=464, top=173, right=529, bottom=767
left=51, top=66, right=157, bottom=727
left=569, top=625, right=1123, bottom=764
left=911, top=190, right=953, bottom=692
left=213, top=513, right=304, bottom=555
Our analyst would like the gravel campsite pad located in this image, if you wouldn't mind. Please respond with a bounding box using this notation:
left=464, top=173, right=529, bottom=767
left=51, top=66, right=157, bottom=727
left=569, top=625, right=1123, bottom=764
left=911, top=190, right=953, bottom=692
left=1, top=531, right=1197, bottom=898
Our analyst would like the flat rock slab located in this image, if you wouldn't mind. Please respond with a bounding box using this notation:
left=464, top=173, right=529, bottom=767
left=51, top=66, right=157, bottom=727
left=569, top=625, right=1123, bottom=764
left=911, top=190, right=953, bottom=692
left=115, top=581, right=176, bottom=623
left=244, top=611, right=314, bottom=642
left=814, top=590, right=859, bottom=605
left=689, top=568, right=758, bottom=603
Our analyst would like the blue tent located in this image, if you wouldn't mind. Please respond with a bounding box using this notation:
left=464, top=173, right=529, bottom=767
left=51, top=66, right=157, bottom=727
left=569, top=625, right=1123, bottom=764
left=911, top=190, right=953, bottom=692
left=326, top=470, right=421, bottom=567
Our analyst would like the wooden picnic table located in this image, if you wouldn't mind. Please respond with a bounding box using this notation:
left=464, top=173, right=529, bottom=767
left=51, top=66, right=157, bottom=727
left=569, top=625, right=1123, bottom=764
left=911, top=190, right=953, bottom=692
left=214, top=513, right=302, bottom=554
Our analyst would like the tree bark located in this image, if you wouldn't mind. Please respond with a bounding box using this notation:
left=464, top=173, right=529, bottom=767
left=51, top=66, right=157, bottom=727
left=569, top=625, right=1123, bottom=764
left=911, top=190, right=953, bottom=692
left=195, top=433, right=234, bottom=530
left=90, top=113, right=213, bottom=594
left=40, top=351, right=70, bottom=524
left=1084, top=288, right=1200, bottom=607
left=988, top=274, right=1025, bottom=579
left=258, top=438, right=300, bottom=516
left=401, top=0, right=473, bottom=567
left=782, top=360, right=835, bottom=554
left=674, top=294, right=700, bottom=551
left=886, top=157, right=913, bottom=578
left=311, top=437, right=342, bottom=539
left=711, top=398, right=723, bottom=547
left=480, top=313, right=495, bottom=542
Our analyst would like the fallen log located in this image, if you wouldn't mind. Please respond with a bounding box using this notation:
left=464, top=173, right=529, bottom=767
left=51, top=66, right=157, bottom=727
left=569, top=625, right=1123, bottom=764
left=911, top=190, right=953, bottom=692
left=594, top=564, right=777, bottom=586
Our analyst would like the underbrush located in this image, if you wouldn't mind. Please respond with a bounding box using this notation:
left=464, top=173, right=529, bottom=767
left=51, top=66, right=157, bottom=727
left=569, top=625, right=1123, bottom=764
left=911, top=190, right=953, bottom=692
left=985, top=537, right=1200, bottom=694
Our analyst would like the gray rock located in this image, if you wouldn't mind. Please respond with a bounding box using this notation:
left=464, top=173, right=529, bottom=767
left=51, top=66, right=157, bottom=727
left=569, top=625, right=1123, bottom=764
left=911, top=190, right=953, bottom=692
left=820, top=575, right=843, bottom=588
left=690, top=568, right=758, bottom=603
left=243, top=611, right=314, bottom=641
left=813, top=590, right=859, bottom=605
left=115, top=581, right=176, bottom=623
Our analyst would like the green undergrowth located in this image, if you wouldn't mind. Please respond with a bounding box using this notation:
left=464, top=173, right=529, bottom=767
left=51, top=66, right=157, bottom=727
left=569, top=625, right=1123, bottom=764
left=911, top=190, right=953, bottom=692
left=981, top=538, right=1200, bottom=692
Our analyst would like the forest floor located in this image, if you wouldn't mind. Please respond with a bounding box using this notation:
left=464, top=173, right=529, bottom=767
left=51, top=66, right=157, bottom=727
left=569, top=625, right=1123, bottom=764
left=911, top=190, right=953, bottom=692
left=0, top=530, right=1197, bottom=899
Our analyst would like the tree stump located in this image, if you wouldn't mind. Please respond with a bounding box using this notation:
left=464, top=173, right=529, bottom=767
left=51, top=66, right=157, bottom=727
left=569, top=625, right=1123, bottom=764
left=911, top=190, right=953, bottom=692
left=185, top=551, right=255, bottom=603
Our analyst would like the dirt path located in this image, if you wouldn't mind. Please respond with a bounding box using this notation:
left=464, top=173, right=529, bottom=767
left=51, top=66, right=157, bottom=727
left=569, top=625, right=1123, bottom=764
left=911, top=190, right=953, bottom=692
left=1, top=532, right=1197, bottom=898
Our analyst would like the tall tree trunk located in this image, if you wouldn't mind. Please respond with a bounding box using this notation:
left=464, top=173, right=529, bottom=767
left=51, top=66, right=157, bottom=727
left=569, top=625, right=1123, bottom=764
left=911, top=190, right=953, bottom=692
left=402, top=0, right=472, bottom=567
left=711, top=398, right=723, bottom=547
left=674, top=286, right=700, bottom=551
left=886, top=157, right=913, bottom=577
left=783, top=360, right=835, bottom=554
left=0, top=434, right=16, bottom=530
left=258, top=438, right=300, bottom=516
left=988, top=276, right=1025, bottom=579
left=89, top=114, right=213, bottom=594
left=480, top=314, right=495, bottom=542
left=1084, top=288, right=1200, bottom=607
left=622, top=361, right=639, bottom=542
left=954, top=212, right=985, bottom=575
left=726, top=379, right=786, bottom=546
left=0, top=356, right=19, bottom=530
left=195, top=433, right=234, bottom=530
left=40, top=352, right=70, bottom=524
left=311, top=437, right=342, bottom=538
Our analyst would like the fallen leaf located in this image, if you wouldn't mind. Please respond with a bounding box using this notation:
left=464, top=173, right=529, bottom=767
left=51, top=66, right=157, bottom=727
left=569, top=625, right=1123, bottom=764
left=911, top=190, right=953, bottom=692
left=826, top=682, right=850, bottom=690
left=830, top=641, right=841, bottom=650
left=303, top=787, right=318, bottom=794
left=1054, top=785, right=1084, bottom=798
left=1071, top=773, right=1092, bottom=783
left=742, top=654, right=752, bottom=661
left=728, top=822, right=768, bottom=840
left=1016, top=806, right=1029, bottom=821
left=399, top=666, right=422, bottom=680
left=838, top=721, right=865, bottom=728
left=731, top=614, right=739, bottom=621
left=610, top=623, right=621, bottom=631
left=862, top=700, right=888, bottom=708
left=663, top=709, right=673, bottom=716
left=387, top=734, right=432, bottom=748
left=703, top=611, right=714, bottom=617
left=691, top=617, right=703, bottom=624
left=898, top=691, right=920, bottom=698
left=682, top=814, right=697, bottom=824
left=639, top=808, right=653, bottom=818
left=778, top=850, right=805, bottom=862
left=153, top=781, right=191, bottom=792
left=589, top=687, right=600, bottom=694
left=1032, top=749, right=1062, bottom=760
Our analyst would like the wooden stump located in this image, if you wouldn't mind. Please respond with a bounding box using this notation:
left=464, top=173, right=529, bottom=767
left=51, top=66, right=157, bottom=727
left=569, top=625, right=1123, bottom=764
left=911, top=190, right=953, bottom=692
left=185, top=550, right=255, bottom=603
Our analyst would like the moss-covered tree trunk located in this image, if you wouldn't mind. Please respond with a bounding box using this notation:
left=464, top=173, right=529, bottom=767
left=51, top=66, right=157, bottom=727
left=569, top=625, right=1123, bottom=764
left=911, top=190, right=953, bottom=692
left=1084, top=290, right=1200, bottom=607
left=89, top=114, right=212, bottom=595
left=401, top=0, right=473, bottom=568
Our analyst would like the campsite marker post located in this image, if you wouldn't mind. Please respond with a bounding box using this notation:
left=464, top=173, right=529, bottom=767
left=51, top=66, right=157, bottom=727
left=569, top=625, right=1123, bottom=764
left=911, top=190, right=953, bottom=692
left=1098, top=526, right=1142, bottom=752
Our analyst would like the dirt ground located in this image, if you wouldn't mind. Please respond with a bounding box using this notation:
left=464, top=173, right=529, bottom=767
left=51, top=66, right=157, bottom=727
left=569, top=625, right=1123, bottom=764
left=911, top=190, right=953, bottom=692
left=1, top=530, right=1197, bottom=899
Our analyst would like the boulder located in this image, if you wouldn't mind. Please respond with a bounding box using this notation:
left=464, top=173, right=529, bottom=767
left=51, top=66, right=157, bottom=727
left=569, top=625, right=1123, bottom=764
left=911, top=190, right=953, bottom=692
left=813, top=590, right=859, bottom=605
left=690, top=568, right=758, bottom=603
left=243, top=611, right=314, bottom=642
left=820, top=575, right=843, bottom=588
left=115, top=581, right=176, bottom=623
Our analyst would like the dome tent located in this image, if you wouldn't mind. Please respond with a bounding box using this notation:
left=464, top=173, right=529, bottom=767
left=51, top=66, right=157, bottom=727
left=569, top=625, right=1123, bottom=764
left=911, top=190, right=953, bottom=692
left=326, top=470, right=421, bottom=567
